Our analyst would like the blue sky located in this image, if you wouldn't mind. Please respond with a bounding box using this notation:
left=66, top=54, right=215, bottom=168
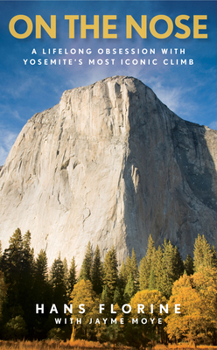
left=0, top=0, right=217, bottom=164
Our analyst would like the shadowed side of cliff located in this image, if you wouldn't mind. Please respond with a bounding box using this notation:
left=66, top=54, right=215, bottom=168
left=122, top=76, right=217, bottom=259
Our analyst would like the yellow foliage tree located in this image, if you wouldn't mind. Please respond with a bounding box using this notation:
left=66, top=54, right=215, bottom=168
left=129, top=290, right=167, bottom=344
left=69, top=279, right=100, bottom=341
left=193, top=267, right=217, bottom=334
left=131, top=290, right=167, bottom=318
left=165, top=269, right=217, bottom=344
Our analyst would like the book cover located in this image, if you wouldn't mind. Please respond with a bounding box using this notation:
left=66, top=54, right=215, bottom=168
left=0, top=0, right=217, bottom=347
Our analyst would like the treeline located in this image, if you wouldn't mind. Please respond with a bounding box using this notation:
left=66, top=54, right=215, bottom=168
left=0, top=229, right=75, bottom=340
left=0, top=229, right=216, bottom=345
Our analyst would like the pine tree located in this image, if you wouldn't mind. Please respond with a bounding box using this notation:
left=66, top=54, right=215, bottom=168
left=23, top=230, right=34, bottom=255
left=184, top=254, right=194, bottom=275
left=20, top=231, right=35, bottom=332
left=125, top=255, right=131, bottom=280
left=121, top=250, right=139, bottom=294
left=62, top=257, right=70, bottom=301
left=113, top=286, right=122, bottom=306
left=193, top=234, right=216, bottom=272
left=160, top=240, right=175, bottom=298
left=146, top=235, right=156, bottom=265
left=34, top=249, right=49, bottom=297
left=22, top=230, right=35, bottom=290
left=0, top=229, right=35, bottom=336
left=68, top=257, right=77, bottom=296
left=153, top=246, right=163, bottom=291
left=139, top=256, right=147, bottom=291
left=130, top=249, right=139, bottom=292
left=1, top=229, right=25, bottom=314
left=91, top=245, right=103, bottom=294
left=103, top=247, right=118, bottom=302
left=193, top=234, right=203, bottom=272
left=0, top=241, right=2, bottom=265
left=79, top=242, right=93, bottom=281
left=0, top=271, right=6, bottom=321
left=139, top=235, right=156, bottom=290
left=124, top=273, right=135, bottom=303
left=101, top=285, right=109, bottom=304
left=173, top=246, right=184, bottom=279
left=119, top=261, right=127, bottom=299
left=33, top=250, right=51, bottom=339
left=158, top=240, right=183, bottom=298
left=50, top=255, right=67, bottom=310
left=148, top=268, right=156, bottom=290
left=63, top=258, right=69, bottom=284
left=211, top=245, right=217, bottom=268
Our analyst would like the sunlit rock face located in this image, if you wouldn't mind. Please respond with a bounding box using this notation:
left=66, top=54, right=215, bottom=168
left=0, top=76, right=217, bottom=266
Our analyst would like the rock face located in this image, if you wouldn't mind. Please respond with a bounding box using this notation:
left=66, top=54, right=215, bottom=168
left=0, top=76, right=217, bottom=266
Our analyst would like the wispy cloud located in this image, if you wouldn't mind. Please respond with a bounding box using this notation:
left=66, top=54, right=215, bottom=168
left=146, top=77, right=182, bottom=112
left=0, top=103, right=25, bottom=123
left=144, top=75, right=199, bottom=122
left=0, top=129, right=18, bottom=165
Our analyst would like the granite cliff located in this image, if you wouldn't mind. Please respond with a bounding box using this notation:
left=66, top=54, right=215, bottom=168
left=0, top=76, right=217, bottom=266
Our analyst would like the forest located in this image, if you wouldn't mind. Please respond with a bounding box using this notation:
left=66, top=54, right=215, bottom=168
left=0, top=229, right=216, bottom=347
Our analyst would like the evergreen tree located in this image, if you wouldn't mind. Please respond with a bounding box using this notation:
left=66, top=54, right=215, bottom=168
left=101, top=285, right=109, bottom=304
left=148, top=268, right=156, bottom=290
left=125, top=255, right=131, bottom=280
left=50, top=255, right=67, bottom=310
left=22, top=230, right=35, bottom=292
left=79, top=242, right=93, bottom=281
left=20, top=231, right=35, bottom=333
left=1, top=229, right=25, bottom=313
left=23, top=230, right=34, bottom=256
left=113, top=286, right=122, bottom=306
left=2, top=229, right=23, bottom=278
left=120, top=250, right=139, bottom=295
left=91, top=245, right=103, bottom=294
left=33, top=250, right=51, bottom=339
left=0, top=271, right=7, bottom=321
left=103, top=247, right=118, bottom=302
left=158, top=240, right=183, bottom=298
left=130, top=249, right=139, bottom=292
left=119, top=261, right=126, bottom=284
left=101, top=284, right=113, bottom=317
left=124, top=273, right=135, bottom=303
left=154, top=246, right=163, bottom=291
left=63, top=257, right=69, bottom=286
left=139, top=235, right=156, bottom=290
left=0, top=241, right=2, bottom=265
left=173, top=246, right=184, bottom=278
left=118, top=261, right=127, bottom=300
left=184, top=254, right=194, bottom=275
left=68, top=257, right=77, bottom=296
left=160, top=240, right=175, bottom=298
left=139, top=256, right=148, bottom=291
left=49, top=255, right=68, bottom=338
left=34, top=249, right=49, bottom=299
left=211, top=245, right=217, bottom=268
left=193, top=234, right=216, bottom=272
left=63, top=257, right=70, bottom=302
left=0, top=229, right=35, bottom=337
left=193, top=234, right=203, bottom=272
